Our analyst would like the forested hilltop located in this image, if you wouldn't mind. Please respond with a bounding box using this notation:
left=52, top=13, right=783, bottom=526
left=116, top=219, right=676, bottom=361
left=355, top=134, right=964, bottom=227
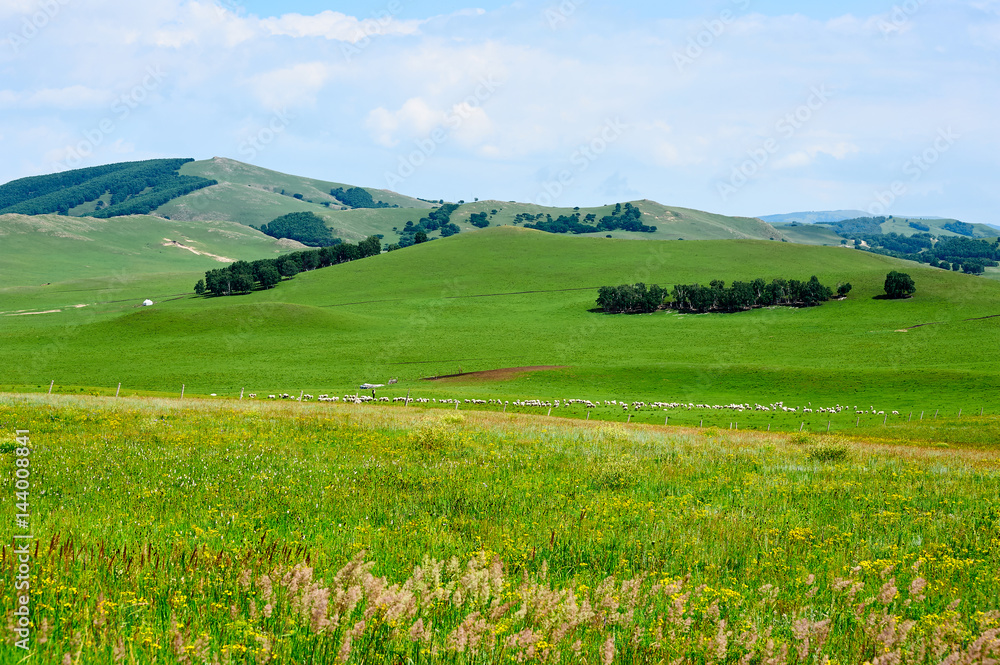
left=0, top=158, right=216, bottom=218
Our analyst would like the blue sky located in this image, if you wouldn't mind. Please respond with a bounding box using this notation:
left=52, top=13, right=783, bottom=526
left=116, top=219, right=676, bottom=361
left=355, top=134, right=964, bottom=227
left=1, top=0, right=998, bottom=223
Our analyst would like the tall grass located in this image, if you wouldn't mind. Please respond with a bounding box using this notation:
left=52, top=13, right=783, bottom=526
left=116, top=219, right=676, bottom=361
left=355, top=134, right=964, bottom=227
left=2, top=395, right=999, bottom=663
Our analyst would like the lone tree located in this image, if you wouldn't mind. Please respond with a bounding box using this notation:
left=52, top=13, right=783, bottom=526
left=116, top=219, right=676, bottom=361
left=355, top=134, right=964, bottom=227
left=884, top=271, right=916, bottom=299
left=837, top=283, right=852, bottom=298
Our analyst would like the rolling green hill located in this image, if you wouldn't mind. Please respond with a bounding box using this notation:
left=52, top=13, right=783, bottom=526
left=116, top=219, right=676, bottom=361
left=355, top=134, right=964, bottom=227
left=771, top=215, right=998, bottom=245
left=0, top=212, right=300, bottom=287
left=0, top=157, right=794, bottom=245
left=3, top=227, right=998, bottom=425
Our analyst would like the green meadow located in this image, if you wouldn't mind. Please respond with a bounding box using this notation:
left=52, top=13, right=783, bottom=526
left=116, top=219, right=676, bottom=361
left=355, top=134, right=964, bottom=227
left=2, top=226, right=999, bottom=433
left=2, top=394, right=1000, bottom=663
left=0, top=227, right=1000, bottom=429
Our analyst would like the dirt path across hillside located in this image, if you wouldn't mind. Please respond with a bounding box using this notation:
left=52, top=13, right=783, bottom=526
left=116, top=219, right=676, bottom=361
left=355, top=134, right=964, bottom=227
left=162, top=239, right=234, bottom=263
left=906, top=313, right=1000, bottom=330
left=423, top=366, right=568, bottom=383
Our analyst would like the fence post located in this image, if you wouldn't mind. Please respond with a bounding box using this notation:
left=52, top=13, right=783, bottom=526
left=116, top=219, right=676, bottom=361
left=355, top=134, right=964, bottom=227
left=587, top=411, right=590, bottom=420
left=48, top=380, right=54, bottom=395
left=181, top=384, right=185, bottom=399
left=116, top=383, right=121, bottom=398
left=800, top=422, right=804, bottom=432
left=240, top=388, right=245, bottom=400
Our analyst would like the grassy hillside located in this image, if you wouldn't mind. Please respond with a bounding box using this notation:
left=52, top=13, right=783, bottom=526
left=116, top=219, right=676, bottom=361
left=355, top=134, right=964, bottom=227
left=768, top=222, right=844, bottom=246
left=0, top=213, right=299, bottom=287
left=154, top=157, right=436, bottom=230
left=3, top=394, right=999, bottom=662
left=759, top=209, right=869, bottom=224
left=3, top=227, right=998, bottom=426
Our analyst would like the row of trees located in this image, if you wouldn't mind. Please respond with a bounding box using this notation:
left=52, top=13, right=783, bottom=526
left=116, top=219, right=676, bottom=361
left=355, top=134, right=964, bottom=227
left=597, top=277, right=846, bottom=314
left=671, top=277, right=839, bottom=313
left=258, top=212, right=339, bottom=247
left=0, top=158, right=215, bottom=217
left=195, top=236, right=381, bottom=296
left=330, top=186, right=392, bottom=209
left=525, top=203, right=657, bottom=235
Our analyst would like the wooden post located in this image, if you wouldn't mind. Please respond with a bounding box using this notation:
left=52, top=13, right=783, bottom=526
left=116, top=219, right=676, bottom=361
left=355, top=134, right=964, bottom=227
left=908, top=412, right=912, bottom=422
left=404, top=388, right=410, bottom=406
left=735, top=422, right=738, bottom=431
left=883, top=413, right=887, bottom=425
left=981, top=407, right=984, bottom=416
left=665, top=415, right=669, bottom=426
left=700, top=419, right=703, bottom=427
left=181, top=384, right=185, bottom=399
left=116, top=383, right=121, bottom=398
left=800, top=422, right=804, bottom=432
left=48, top=380, right=54, bottom=395
left=503, top=402, right=507, bottom=413
left=856, top=416, right=860, bottom=427
left=240, top=388, right=245, bottom=400
left=627, top=414, right=631, bottom=423
left=455, top=401, right=459, bottom=410
left=298, top=390, right=303, bottom=402
left=827, top=421, right=831, bottom=432
left=587, top=411, right=590, bottom=420
left=547, top=407, right=552, bottom=417
left=959, top=408, right=962, bottom=418
left=934, top=409, right=938, bottom=419
left=920, top=411, right=923, bottom=420
left=767, top=423, right=770, bottom=432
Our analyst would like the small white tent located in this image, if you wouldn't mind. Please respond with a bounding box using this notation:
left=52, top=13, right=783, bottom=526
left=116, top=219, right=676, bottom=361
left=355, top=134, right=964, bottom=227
left=142, top=299, right=153, bottom=306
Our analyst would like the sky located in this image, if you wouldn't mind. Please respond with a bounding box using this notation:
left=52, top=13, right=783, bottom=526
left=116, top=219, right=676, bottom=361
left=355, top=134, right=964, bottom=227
left=1, top=0, right=998, bottom=223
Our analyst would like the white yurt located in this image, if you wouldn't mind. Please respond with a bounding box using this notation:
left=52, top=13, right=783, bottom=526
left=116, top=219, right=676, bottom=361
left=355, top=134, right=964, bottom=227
left=142, top=299, right=154, bottom=306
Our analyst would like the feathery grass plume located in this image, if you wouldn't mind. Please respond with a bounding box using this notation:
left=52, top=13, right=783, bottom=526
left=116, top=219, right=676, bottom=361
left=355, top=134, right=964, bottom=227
left=600, top=635, right=615, bottom=665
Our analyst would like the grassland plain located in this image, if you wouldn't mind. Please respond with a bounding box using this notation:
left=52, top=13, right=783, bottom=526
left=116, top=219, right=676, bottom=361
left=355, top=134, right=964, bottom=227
left=2, top=394, right=1000, bottom=663
left=2, top=227, right=999, bottom=434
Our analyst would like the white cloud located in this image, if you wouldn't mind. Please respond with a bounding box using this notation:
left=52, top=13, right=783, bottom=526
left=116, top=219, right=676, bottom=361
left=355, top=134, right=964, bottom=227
left=250, top=62, right=330, bottom=109
left=365, top=98, right=443, bottom=147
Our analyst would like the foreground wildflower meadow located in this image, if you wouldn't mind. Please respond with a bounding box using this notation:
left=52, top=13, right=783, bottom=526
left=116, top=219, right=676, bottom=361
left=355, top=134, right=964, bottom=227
left=2, top=394, right=1000, bottom=664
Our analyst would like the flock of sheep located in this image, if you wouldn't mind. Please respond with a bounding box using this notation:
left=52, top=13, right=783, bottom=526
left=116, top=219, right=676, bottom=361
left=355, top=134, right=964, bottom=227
left=243, top=392, right=903, bottom=418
